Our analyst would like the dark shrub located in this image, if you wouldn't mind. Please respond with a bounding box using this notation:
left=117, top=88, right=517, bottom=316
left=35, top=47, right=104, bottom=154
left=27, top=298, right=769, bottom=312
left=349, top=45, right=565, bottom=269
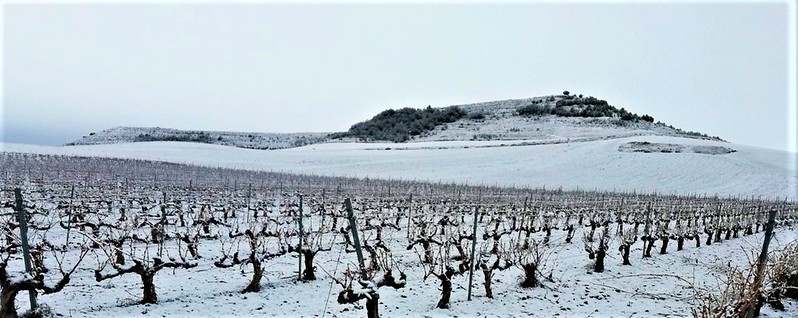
left=335, top=106, right=467, bottom=142
left=468, top=112, right=486, bottom=120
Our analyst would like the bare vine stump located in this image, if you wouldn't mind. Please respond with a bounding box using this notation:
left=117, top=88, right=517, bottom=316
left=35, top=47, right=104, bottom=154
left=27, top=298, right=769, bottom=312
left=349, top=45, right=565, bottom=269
left=619, top=244, right=631, bottom=265
left=115, top=248, right=125, bottom=265
left=242, top=261, right=263, bottom=293
left=482, top=269, right=493, bottom=298
left=436, top=273, right=452, bottom=309
left=141, top=273, right=158, bottom=304
left=520, top=263, right=538, bottom=288
left=785, top=274, right=798, bottom=299
left=565, top=225, right=575, bottom=244
left=1, top=287, right=21, bottom=318
left=594, top=249, right=606, bottom=273
left=643, top=238, right=655, bottom=258
left=302, top=251, right=316, bottom=280
left=366, top=292, right=379, bottom=318
left=151, top=228, right=161, bottom=244
left=659, top=237, right=669, bottom=254
left=187, top=242, right=199, bottom=259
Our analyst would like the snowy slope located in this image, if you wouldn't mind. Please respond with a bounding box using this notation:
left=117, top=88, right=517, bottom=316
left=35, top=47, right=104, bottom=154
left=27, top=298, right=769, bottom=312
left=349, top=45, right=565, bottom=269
left=3, top=136, right=798, bottom=318
left=3, top=135, right=796, bottom=200
left=415, top=97, right=720, bottom=143
left=67, top=126, right=330, bottom=150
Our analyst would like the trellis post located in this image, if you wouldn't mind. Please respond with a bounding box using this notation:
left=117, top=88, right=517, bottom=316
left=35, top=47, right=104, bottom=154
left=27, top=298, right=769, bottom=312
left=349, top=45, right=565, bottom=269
left=14, top=188, right=37, bottom=310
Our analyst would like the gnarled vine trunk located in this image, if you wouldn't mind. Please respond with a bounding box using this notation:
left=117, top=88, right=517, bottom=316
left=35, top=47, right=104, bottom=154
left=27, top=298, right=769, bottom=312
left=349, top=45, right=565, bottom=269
left=594, top=249, right=606, bottom=273
left=141, top=272, right=157, bottom=304
left=520, top=263, right=538, bottom=288
left=659, top=236, right=669, bottom=254
left=243, top=259, right=263, bottom=293
left=619, top=244, right=631, bottom=265
left=643, top=238, right=655, bottom=258
left=302, top=251, right=316, bottom=280
left=0, top=287, right=22, bottom=318
left=366, top=292, right=380, bottom=318
left=565, top=225, right=575, bottom=244
left=436, top=273, right=452, bottom=309
left=482, top=269, right=493, bottom=298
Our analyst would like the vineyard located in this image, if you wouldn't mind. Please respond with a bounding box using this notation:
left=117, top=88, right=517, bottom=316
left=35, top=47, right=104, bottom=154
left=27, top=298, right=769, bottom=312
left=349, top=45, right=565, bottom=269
left=1, top=152, right=797, bottom=317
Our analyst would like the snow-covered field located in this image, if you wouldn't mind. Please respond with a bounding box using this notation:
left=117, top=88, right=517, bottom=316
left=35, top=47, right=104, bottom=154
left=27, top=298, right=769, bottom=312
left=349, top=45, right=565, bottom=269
left=24, top=225, right=798, bottom=318
left=3, top=135, right=796, bottom=200
left=2, top=137, right=797, bottom=318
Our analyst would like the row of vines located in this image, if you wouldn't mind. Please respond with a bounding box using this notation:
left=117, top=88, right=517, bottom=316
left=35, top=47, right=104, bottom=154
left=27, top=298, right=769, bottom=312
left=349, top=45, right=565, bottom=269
left=0, top=153, right=796, bottom=317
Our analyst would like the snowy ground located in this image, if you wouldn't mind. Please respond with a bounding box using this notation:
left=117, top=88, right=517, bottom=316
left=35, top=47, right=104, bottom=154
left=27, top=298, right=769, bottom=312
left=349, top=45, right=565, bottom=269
left=2, top=136, right=797, bottom=317
left=3, top=135, right=796, bottom=200
left=17, top=222, right=798, bottom=318
left=416, top=113, right=680, bottom=143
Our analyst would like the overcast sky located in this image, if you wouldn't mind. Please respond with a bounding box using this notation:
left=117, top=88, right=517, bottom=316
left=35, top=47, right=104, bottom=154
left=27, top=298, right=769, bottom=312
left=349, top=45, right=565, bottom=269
left=2, top=2, right=796, bottom=152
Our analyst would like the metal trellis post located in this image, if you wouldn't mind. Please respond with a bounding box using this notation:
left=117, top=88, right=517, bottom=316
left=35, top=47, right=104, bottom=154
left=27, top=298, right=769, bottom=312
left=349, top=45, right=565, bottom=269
left=467, top=203, right=479, bottom=301
left=345, top=198, right=367, bottom=280
left=14, top=188, right=38, bottom=310
left=298, top=195, right=304, bottom=281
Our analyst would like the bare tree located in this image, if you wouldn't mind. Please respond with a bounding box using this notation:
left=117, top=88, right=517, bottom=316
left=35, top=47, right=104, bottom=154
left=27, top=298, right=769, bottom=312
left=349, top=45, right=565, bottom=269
left=406, top=214, right=443, bottom=264
left=93, top=232, right=198, bottom=304
left=476, top=241, right=512, bottom=297
left=336, top=247, right=406, bottom=318
left=618, top=227, right=636, bottom=266
left=583, top=226, right=611, bottom=273
left=417, top=243, right=468, bottom=309
left=512, top=238, right=552, bottom=288
left=214, top=219, right=288, bottom=293
left=0, top=216, right=90, bottom=318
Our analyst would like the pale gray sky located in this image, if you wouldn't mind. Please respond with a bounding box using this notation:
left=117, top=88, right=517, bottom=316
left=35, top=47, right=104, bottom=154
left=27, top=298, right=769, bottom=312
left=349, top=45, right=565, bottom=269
left=2, top=2, right=796, bottom=152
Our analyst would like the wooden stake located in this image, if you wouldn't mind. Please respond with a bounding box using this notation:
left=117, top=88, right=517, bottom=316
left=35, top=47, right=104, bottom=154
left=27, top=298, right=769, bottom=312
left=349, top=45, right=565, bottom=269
left=747, top=209, right=777, bottom=318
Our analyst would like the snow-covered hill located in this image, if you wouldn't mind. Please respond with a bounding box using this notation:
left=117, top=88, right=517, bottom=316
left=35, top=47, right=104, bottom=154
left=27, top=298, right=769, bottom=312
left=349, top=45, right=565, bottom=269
left=5, top=135, right=796, bottom=200
left=67, top=126, right=330, bottom=150
left=65, top=95, right=723, bottom=149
